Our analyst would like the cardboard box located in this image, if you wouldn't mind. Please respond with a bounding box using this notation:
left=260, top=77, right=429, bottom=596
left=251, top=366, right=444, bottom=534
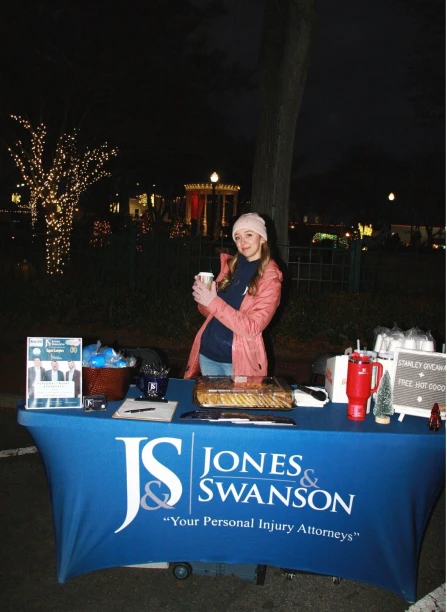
left=325, top=354, right=349, bottom=404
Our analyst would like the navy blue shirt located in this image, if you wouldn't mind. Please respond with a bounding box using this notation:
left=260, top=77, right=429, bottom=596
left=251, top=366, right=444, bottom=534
left=200, top=256, right=259, bottom=363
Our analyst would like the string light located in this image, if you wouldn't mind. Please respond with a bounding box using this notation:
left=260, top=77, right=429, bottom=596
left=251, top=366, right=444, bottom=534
left=169, top=218, right=188, bottom=238
left=90, top=220, right=112, bottom=248
left=135, top=210, right=153, bottom=251
left=8, top=115, right=118, bottom=274
left=358, top=223, right=373, bottom=238
left=138, top=193, right=148, bottom=208
left=312, top=232, right=350, bottom=248
left=138, top=211, right=154, bottom=236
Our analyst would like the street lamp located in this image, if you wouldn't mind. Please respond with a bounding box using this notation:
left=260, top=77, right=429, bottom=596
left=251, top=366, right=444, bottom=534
left=210, top=172, right=219, bottom=238
left=210, top=172, right=219, bottom=194
left=387, top=193, right=395, bottom=239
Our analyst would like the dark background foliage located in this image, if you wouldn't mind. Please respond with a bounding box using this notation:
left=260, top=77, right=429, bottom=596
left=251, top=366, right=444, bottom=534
left=2, top=278, right=444, bottom=358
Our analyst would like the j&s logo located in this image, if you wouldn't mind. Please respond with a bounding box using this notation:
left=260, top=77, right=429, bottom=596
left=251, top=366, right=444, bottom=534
left=115, top=437, right=183, bottom=533
left=114, top=437, right=357, bottom=534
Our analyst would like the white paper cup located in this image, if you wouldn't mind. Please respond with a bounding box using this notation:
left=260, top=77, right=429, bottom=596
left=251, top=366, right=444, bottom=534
left=403, top=338, right=417, bottom=350
left=421, top=340, right=435, bottom=352
left=381, top=336, right=391, bottom=351
left=373, top=334, right=383, bottom=353
left=388, top=337, right=403, bottom=351
left=416, top=336, right=427, bottom=350
left=198, top=272, right=214, bottom=289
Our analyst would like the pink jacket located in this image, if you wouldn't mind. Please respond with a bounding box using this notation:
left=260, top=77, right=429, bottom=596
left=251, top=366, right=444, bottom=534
left=184, top=253, right=283, bottom=379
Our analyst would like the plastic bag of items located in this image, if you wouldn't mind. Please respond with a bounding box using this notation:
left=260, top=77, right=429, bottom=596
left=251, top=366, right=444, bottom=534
left=82, top=341, right=137, bottom=368
left=373, top=324, right=436, bottom=354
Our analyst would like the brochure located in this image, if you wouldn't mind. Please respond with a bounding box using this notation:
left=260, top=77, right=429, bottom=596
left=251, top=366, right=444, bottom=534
left=26, top=337, right=83, bottom=409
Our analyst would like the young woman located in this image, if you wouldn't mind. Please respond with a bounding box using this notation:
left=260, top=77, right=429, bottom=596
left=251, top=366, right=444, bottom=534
left=184, top=213, right=283, bottom=378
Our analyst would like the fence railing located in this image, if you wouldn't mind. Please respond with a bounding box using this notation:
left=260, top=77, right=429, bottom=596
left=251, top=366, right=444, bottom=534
left=0, top=226, right=445, bottom=296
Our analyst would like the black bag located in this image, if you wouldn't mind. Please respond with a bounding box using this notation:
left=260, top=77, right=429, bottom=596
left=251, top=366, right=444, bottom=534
left=121, top=347, right=164, bottom=374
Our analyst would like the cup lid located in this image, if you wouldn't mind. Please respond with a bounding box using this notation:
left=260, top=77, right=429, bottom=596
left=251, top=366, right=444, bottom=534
left=199, top=272, right=214, bottom=277
left=350, top=351, right=371, bottom=362
left=378, top=351, right=394, bottom=359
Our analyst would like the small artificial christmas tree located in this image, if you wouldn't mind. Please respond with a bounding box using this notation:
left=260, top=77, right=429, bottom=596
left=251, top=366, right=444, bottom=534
left=373, top=371, right=394, bottom=424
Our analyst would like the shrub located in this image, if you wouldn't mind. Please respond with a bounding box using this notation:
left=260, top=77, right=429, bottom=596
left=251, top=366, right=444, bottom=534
left=273, top=291, right=446, bottom=350
left=2, top=279, right=445, bottom=353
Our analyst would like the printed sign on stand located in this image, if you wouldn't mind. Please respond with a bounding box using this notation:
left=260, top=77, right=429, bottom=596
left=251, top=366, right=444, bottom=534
left=392, top=349, right=446, bottom=419
left=26, top=337, right=83, bottom=409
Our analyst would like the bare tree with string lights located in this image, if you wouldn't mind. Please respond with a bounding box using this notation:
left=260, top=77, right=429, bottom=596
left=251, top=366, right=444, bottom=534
left=8, top=115, right=118, bottom=275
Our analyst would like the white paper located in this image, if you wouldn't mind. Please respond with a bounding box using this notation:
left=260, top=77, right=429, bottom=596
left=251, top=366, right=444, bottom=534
left=293, top=387, right=329, bottom=407
left=113, top=399, right=178, bottom=421
left=35, top=381, right=74, bottom=398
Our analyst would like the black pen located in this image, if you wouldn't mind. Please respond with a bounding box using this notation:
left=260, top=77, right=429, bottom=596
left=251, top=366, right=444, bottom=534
left=126, top=407, right=156, bottom=414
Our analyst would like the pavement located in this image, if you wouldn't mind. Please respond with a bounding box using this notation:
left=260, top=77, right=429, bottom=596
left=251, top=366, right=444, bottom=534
left=0, top=340, right=445, bottom=611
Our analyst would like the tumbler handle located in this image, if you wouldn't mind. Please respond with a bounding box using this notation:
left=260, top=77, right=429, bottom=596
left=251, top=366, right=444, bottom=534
left=370, top=362, right=383, bottom=393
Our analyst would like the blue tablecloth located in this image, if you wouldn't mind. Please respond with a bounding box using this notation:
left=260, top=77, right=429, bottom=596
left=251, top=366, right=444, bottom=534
left=17, top=378, right=445, bottom=601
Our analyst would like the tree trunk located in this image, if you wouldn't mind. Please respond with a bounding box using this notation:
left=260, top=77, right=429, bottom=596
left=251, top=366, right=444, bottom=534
left=251, top=0, right=316, bottom=260
left=424, top=224, right=434, bottom=248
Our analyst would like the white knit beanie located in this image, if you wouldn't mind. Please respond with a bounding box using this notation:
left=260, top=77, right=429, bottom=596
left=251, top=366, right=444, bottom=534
left=232, top=213, right=268, bottom=242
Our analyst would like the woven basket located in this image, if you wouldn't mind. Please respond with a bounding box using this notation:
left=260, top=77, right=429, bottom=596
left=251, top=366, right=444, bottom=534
left=82, top=367, right=133, bottom=401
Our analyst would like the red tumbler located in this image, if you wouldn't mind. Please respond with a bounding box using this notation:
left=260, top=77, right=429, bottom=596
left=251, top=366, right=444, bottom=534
left=346, top=352, right=383, bottom=421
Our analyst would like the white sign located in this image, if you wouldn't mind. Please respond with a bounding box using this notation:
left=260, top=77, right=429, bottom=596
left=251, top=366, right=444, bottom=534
left=392, top=349, right=446, bottom=418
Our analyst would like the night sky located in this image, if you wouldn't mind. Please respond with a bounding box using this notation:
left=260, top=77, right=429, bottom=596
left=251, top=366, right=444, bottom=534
left=204, top=0, right=444, bottom=175
left=0, top=0, right=444, bottom=208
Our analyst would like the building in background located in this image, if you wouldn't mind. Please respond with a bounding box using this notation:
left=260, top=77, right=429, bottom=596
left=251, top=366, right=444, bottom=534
left=184, top=181, right=240, bottom=237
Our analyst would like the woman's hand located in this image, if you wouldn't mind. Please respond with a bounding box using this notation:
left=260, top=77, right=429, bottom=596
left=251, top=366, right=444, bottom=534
left=192, top=276, right=217, bottom=307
